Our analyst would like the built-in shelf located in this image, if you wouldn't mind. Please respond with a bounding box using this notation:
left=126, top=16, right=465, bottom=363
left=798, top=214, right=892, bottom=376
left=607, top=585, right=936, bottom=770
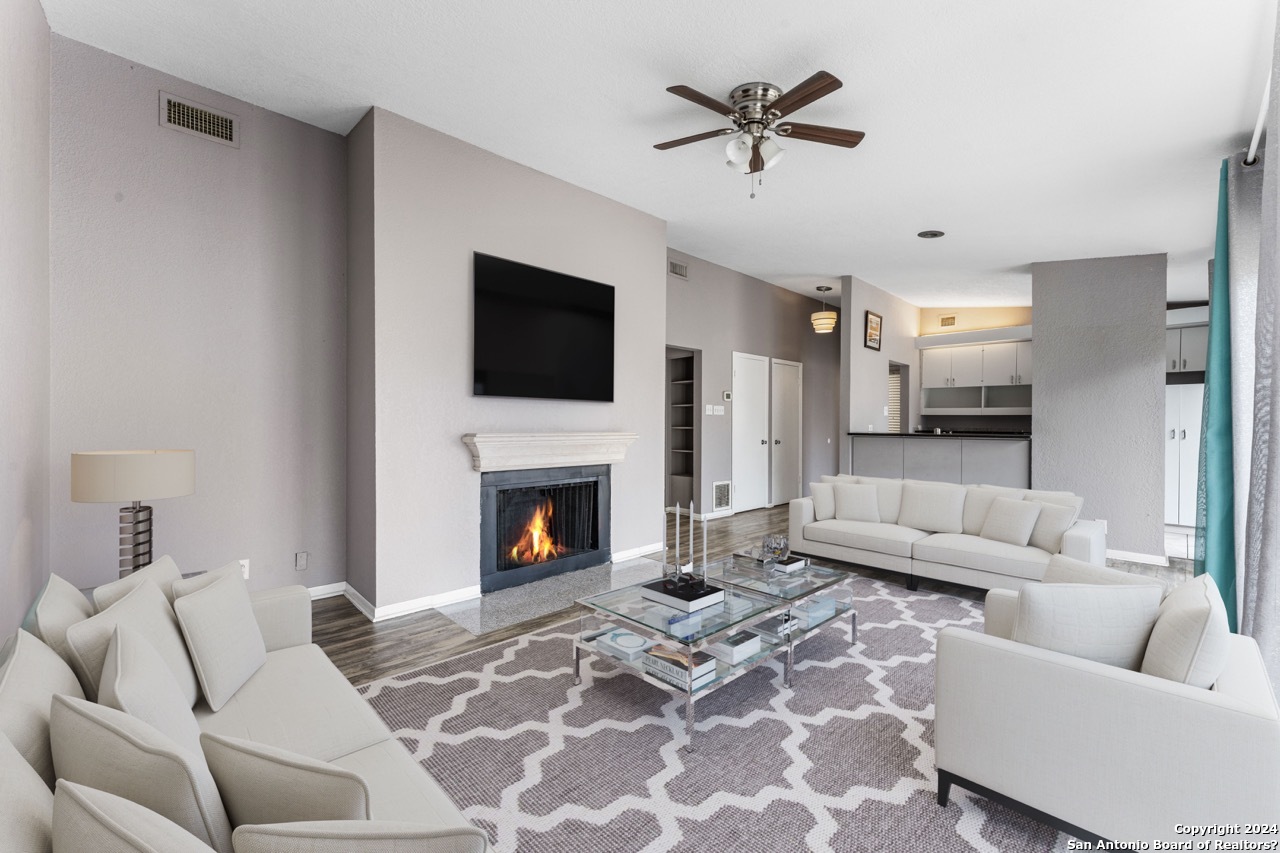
left=671, top=404, right=694, bottom=408
left=672, top=426, right=693, bottom=430
left=671, top=379, right=695, bottom=385
left=671, top=449, right=693, bottom=454
left=667, top=353, right=697, bottom=499
left=920, top=383, right=1032, bottom=417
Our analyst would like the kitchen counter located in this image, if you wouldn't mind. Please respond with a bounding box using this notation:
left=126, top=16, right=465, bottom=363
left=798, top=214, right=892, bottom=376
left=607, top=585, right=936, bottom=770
left=847, top=433, right=1030, bottom=487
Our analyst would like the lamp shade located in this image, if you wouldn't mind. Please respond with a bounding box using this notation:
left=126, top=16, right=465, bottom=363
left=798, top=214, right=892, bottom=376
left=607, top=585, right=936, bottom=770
left=71, top=450, right=195, bottom=503
left=811, top=310, right=838, bottom=334
left=758, top=137, right=785, bottom=170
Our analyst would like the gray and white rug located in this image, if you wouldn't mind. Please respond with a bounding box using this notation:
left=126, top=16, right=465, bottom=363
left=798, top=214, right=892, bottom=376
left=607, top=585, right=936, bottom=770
left=360, top=575, right=1068, bottom=852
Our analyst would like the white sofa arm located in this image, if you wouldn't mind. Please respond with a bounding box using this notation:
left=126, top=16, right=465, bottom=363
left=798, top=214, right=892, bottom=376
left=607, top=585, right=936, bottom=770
left=250, top=586, right=313, bottom=652
left=936, top=628, right=1280, bottom=841
left=982, top=590, right=1018, bottom=640
left=789, top=497, right=815, bottom=548
left=1059, top=519, right=1105, bottom=565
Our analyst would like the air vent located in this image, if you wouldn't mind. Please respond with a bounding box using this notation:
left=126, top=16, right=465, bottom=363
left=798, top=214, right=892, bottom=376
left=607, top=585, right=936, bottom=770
left=713, top=481, right=731, bottom=511
left=939, top=314, right=957, bottom=328
left=668, top=260, right=689, bottom=279
left=159, top=92, right=239, bottom=148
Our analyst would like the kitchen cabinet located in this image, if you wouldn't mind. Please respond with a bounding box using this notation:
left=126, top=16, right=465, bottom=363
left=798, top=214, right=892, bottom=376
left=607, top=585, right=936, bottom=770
left=981, top=343, right=1017, bottom=386
left=1167, top=326, right=1208, bottom=373
left=922, top=345, right=984, bottom=387
left=950, top=346, right=984, bottom=387
left=921, top=349, right=953, bottom=388
left=1015, top=341, right=1033, bottom=384
left=1165, top=383, right=1204, bottom=526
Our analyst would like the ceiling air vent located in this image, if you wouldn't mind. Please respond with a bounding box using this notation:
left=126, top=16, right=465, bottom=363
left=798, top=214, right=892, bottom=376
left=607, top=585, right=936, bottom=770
left=159, top=92, right=239, bottom=148
left=938, top=314, right=957, bottom=328
left=668, top=260, right=689, bottom=280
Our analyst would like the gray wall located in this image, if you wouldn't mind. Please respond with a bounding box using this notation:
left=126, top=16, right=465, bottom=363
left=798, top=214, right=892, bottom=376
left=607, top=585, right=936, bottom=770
left=1032, top=254, right=1167, bottom=555
left=665, top=250, right=840, bottom=509
left=353, top=108, right=667, bottom=607
left=838, top=274, right=922, bottom=471
left=1, top=0, right=50, bottom=633
left=49, top=37, right=348, bottom=592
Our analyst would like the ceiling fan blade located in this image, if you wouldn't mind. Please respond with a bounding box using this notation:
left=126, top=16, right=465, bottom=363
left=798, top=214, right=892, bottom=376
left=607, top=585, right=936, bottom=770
left=767, top=71, right=842, bottom=118
left=667, top=85, right=737, bottom=117
left=749, top=140, right=764, bottom=174
left=777, top=122, right=865, bottom=148
left=653, top=129, right=733, bottom=150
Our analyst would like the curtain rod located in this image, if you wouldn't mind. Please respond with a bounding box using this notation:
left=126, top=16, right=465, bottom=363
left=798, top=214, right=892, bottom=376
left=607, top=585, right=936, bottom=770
left=1246, top=72, right=1271, bottom=165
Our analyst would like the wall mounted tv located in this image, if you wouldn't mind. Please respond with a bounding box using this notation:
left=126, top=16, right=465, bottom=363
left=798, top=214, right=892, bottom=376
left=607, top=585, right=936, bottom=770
left=473, top=253, right=615, bottom=402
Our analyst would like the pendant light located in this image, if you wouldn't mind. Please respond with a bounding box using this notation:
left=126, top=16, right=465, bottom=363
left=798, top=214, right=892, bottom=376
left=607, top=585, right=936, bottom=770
left=811, top=285, right=837, bottom=333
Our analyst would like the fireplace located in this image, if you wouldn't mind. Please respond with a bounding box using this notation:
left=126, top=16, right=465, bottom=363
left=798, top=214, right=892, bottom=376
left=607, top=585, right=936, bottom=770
left=479, top=465, right=611, bottom=593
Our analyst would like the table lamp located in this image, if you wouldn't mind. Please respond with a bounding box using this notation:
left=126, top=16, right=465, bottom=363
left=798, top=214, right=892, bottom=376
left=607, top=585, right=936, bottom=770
left=71, top=450, right=195, bottom=575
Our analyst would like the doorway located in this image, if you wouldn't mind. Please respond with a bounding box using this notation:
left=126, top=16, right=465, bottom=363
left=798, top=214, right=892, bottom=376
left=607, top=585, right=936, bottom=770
left=770, top=359, right=803, bottom=505
left=731, top=352, right=770, bottom=512
left=889, top=361, right=910, bottom=433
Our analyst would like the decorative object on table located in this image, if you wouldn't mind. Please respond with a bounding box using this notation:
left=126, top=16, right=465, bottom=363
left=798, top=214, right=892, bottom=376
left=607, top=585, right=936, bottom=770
left=811, top=285, right=838, bottom=333
left=707, top=630, right=763, bottom=665
left=639, top=572, right=725, bottom=613
left=761, top=534, right=789, bottom=561
left=595, top=629, right=657, bottom=662
left=792, top=596, right=837, bottom=629
left=70, top=450, right=195, bottom=575
left=663, top=500, right=709, bottom=578
left=733, top=547, right=775, bottom=565
left=864, top=310, right=882, bottom=351
left=774, top=557, right=809, bottom=574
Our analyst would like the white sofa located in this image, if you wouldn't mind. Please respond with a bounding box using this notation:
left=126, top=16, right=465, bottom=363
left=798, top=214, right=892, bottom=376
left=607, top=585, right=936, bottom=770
left=935, top=556, right=1280, bottom=841
left=1, top=558, right=487, bottom=852
left=789, top=475, right=1106, bottom=591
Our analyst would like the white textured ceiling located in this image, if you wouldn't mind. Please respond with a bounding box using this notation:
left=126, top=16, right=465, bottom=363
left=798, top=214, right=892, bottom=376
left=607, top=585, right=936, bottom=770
left=41, top=0, right=1276, bottom=306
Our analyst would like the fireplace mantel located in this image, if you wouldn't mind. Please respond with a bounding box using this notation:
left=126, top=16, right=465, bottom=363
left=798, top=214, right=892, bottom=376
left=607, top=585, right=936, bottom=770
left=462, top=432, right=638, bottom=473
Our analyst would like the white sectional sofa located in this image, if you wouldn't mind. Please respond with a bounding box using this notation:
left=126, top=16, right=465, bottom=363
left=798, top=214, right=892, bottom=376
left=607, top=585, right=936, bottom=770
left=789, top=475, right=1106, bottom=591
left=0, top=557, right=487, bottom=852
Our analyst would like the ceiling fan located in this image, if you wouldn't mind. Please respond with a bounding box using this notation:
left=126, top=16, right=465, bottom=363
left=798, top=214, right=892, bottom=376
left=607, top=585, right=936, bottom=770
left=654, top=71, right=865, bottom=180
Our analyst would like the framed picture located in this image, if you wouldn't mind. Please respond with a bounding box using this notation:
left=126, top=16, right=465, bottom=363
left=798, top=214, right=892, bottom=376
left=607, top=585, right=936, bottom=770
left=864, top=311, right=882, bottom=351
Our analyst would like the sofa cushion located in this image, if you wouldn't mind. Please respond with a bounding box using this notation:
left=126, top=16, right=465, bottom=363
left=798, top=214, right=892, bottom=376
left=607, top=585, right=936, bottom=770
left=0, top=732, right=52, bottom=853
left=896, top=482, right=967, bottom=534
left=979, top=497, right=1041, bottom=547
left=174, top=573, right=266, bottom=712
left=49, top=695, right=232, bottom=853
left=913, top=533, right=1051, bottom=580
left=93, top=556, right=182, bottom=612
left=833, top=483, right=879, bottom=523
left=22, top=574, right=94, bottom=667
left=98, top=626, right=204, bottom=761
left=64, top=581, right=198, bottom=704
left=1025, top=500, right=1080, bottom=555
left=171, top=562, right=242, bottom=600
left=1042, top=553, right=1166, bottom=592
left=52, top=781, right=216, bottom=853
left=961, top=486, right=1027, bottom=536
left=201, top=733, right=369, bottom=827
left=819, top=474, right=857, bottom=483
left=330, top=739, right=471, bottom=827
left=1024, top=490, right=1085, bottom=513
left=1141, top=575, right=1232, bottom=689
left=803, top=520, right=928, bottom=558
left=808, top=483, right=835, bottom=521
left=1013, top=583, right=1162, bottom=670
left=194, top=644, right=389, bottom=762
left=850, top=476, right=903, bottom=524
left=0, top=628, right=85, bottom=788
left=231, top=821, right=488, bottom=853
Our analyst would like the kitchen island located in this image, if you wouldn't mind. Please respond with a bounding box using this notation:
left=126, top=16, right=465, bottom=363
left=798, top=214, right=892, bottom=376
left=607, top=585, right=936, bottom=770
left=847, top=432, right=1030, bottom=488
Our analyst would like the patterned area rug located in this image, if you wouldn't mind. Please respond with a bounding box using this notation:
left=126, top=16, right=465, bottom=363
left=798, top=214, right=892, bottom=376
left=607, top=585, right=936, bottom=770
left=360, top=575, right=1068, bottom=852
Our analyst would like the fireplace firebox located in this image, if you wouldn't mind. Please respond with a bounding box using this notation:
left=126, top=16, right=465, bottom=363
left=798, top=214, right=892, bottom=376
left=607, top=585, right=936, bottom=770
left=479, top=465, right=610, bottom=593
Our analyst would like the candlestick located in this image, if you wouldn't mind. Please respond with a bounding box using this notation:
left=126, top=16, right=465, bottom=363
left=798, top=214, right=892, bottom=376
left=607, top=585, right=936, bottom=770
left=702, top=506, right=708, bottom=575
left=662, top=505, right=668, bottom=575
left=674, top=504, right=680, bottom=574
left=688, top=501, right=694, bottom=571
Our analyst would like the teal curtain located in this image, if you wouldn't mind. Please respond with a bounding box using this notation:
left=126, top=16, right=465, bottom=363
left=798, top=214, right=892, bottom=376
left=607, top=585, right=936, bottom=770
left=1194, top=159, right=1238, bottom=632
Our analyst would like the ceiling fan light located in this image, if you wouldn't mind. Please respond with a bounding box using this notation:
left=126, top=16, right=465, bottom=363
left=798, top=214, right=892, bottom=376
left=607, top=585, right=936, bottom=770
left=811, top=310, right=837, bottom=333
left=725, top=133, right=754, bottom=165
left=726, top=158, right=752, bottom=174
left=759, top=137, right=785, bottom=170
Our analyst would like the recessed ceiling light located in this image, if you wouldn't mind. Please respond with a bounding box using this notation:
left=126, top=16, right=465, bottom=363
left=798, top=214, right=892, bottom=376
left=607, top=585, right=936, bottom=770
left=917, top=230, right=945, bottom=239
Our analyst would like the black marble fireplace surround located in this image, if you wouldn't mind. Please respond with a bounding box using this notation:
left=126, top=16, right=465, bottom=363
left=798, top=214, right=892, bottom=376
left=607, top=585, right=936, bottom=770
left=479, top=465, right=611, bottom=593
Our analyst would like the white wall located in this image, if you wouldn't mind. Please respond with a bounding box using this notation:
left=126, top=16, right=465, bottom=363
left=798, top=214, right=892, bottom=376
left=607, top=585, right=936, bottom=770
left=48, top=37, right=348, bottom=592
left=354, top=108, right=666, bottom=608
left=0, top=0, right=50, bottom=633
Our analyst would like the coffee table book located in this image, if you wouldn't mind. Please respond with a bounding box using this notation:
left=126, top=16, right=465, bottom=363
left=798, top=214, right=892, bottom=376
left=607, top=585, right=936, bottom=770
left=707, top=630, right=762, bottom=665
left=639, top=578, right=725, bottom=613
left=643, top=645, right=717, bottom=679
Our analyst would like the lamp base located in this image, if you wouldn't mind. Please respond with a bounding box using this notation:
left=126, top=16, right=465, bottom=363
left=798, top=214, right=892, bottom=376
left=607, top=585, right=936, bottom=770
left=118, top=503, right=153, bottom=574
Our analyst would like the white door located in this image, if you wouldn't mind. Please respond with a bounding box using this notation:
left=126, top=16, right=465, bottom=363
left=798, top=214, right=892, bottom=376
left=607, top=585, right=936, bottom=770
left=732, top=352, right=771, bottom=512
left=1015, top=341, right=1033, bottom=385
left=1180, top=326, right=1209, bottom=373
left=1178, top=384, right=1204, bottom=525
left=770, top=359, right=803, bottom=506
left=950, top=346, right=984, bottom=387
left=981, top=343, right=1017, bottom=386
left=921, top=349, right=951, bottom=388
left=1165, top=386, right=1180, bottom=525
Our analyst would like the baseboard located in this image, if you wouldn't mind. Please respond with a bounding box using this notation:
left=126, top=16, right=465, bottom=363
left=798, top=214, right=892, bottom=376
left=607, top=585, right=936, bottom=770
left=343, top=584, right=482, bottom=623
left=343, top=584, right=376, bottom=620
left=307, top=582, right=346, bottom=600
left=611, top=541, right=663, bottom=562
left=1106, top=549, right=1169, bottom=567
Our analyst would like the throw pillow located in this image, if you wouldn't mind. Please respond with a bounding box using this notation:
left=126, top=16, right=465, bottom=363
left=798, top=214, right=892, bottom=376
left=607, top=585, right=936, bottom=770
left=1025, top=500, right=1080, bottom=554
left=1012, top=583, right=1163, bottom=670
left=53, top=781, right=217, bottom=853
left=1023, top=490, right=1085, bottom=514
left=231, top=821, right=489, bottom=853
left=21, top=574, right=94, bottom=667
left=201, top=733, right=370, bottom=827
left=174, top=572, right=266, bottom=712
left=171, top=562, right=242, bottom=600
left=63, top=581, right=198, bottom=704
left=979, top=497, right=1042, bottom=547
left=0, top=628, right=85, bottom=788
left=961, top=486, right=1026, bottom=536
left=48, top=695, right=231, bottom=853
left=832, top=483, right=880, bottom=523
left=93, top=556, right=182, bottom=612
left=850, top=476, right=904, bottom=524
left=99, top=626, right=205, bottom=760
left=1042, top=554, right=1167, bottom=593
left=0, top=733, right=52, bottom=853
left=896, top=482, right=966, bottom=534
left=808, top=483, right=835, bottom=521
left=1141, top=575, right=1232, bottom=689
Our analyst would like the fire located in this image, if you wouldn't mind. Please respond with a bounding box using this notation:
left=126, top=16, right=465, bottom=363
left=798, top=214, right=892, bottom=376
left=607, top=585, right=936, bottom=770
left=510, top=500, right=559, bottom=564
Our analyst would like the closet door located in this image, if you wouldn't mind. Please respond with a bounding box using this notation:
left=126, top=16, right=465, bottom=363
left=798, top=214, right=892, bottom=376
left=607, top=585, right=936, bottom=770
left=1165, top=386, right=1180, bottom=525
left=1178, top=384, right=1204, bottom=525
left=769, top=359, right=803, bottom=506
left=731, top=352, right=771, bottom=512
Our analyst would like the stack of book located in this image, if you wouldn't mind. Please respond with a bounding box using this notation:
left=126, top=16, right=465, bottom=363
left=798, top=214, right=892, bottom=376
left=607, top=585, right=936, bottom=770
left=665, top=609, right=702, bottom=641
left=706, top=630, right=762, bottom=665
left=722, top=593, right=756, bottom=618
left=748, top=613, right=798, bottom=644
left=642, top=645, right=717, bottom=690
left=773, top=557, right=809, bottom=574
left=792, top=596, right=836, bottom=629
left=594, top=629, right=657, bottom=661
left=639, top=577, right=725, bottom=613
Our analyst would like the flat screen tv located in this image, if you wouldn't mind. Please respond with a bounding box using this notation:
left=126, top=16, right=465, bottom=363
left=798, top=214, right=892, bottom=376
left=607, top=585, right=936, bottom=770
left=473, top=253, right=615, bottom=402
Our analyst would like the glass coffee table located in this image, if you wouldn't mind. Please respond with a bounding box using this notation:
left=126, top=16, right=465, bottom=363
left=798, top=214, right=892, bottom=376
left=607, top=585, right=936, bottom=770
left=573, top=555, right=855, bottom=749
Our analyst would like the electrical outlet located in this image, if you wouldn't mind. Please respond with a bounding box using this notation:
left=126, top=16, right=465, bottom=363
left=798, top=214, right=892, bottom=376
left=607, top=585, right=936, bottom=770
left=294, top=551, right=308, bottom=572
left=238, top=559, right=249, bottom=580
